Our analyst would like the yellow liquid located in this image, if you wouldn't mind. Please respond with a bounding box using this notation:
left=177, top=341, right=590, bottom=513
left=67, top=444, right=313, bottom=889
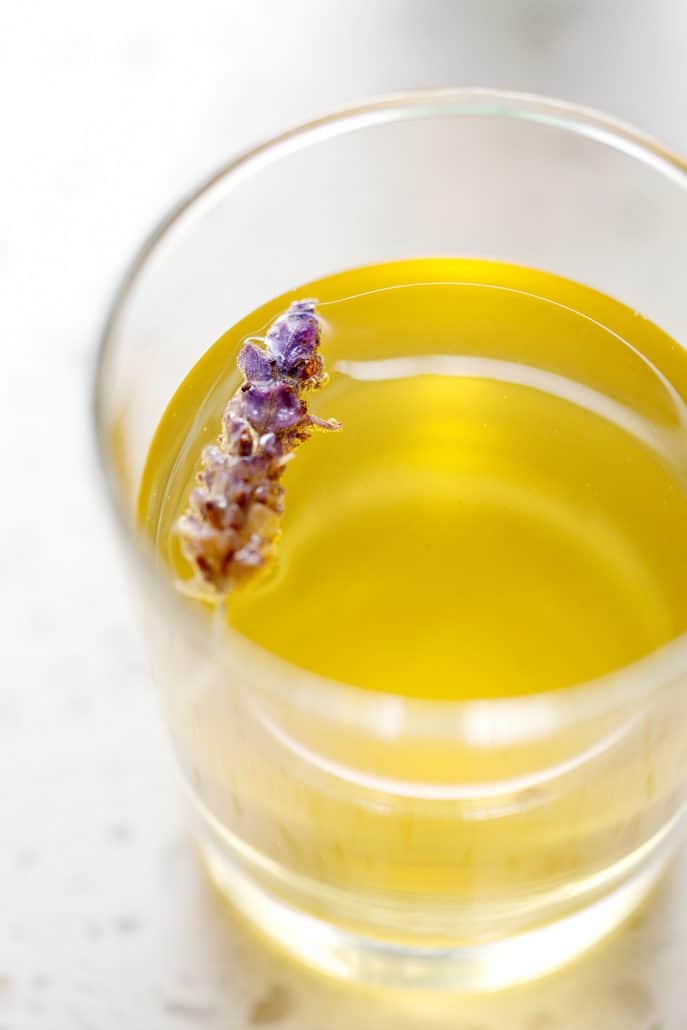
left=137, top=259, right=687, bottom=951
left=141, top=258, right=687, bottom=700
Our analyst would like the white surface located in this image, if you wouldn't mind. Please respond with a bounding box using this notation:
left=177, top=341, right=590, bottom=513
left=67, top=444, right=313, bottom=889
left=1, top=1, right=687, bottom=1026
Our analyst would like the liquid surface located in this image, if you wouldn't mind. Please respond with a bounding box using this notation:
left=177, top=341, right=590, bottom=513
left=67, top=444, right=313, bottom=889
left=140, top=259, right=687, bottom=699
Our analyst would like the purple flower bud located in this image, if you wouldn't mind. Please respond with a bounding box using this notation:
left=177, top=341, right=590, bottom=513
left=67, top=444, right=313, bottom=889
left=237, top=341, right=274, bottom=383
left=289, top=299, right=316, bottom=315
left=222, top=411, right=255, bottom=456
left=265, top=301, right=323, bottom=383
left=239, top=382, right=305, bottom=434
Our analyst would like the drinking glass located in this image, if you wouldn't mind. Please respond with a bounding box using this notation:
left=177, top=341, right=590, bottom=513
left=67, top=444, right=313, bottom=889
left=94, top=89, right=687, bottom=990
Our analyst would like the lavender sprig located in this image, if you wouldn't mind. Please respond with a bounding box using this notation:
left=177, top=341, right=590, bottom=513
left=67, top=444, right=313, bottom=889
left=176, top=300, right=340, bottom=597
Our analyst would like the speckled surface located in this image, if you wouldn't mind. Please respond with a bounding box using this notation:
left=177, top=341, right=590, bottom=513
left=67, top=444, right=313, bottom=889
left=2, top=1, right=687, bottom=1026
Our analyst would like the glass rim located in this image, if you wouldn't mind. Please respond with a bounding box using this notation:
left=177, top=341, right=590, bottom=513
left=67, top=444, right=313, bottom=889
left=94, top=87, right=687, bottom=743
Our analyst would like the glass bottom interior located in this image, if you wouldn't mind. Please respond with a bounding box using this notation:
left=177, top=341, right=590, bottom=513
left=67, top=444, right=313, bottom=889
left=195, top=794, right=684, bottom=991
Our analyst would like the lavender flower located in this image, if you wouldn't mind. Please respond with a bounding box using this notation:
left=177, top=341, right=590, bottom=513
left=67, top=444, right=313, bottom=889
left=176, top=300, right=340, bottom=596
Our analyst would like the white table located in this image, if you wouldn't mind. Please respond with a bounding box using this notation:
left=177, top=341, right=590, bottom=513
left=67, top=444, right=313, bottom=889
left=2, top=2, right=687, bottom=1026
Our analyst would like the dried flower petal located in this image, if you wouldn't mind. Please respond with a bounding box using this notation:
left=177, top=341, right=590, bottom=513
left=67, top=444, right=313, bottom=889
left=176, top=300, right=340, bottom=596
left=238, top=382, right=305, bottom=434
left=265, top=298, right=325, bottom=386
left=237, top=341, right=274, bottom=383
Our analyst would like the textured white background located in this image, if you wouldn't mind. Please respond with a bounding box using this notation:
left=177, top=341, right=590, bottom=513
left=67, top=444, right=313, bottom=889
left=1, top=1, right=687, bottom=1027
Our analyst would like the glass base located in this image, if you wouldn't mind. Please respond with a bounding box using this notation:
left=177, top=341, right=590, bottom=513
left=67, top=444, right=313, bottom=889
left=195, top=805, right=683, bottom=992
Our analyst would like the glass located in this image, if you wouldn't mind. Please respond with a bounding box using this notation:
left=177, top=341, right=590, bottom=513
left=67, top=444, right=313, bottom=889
left=94, top=89, right=687, bottom=990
